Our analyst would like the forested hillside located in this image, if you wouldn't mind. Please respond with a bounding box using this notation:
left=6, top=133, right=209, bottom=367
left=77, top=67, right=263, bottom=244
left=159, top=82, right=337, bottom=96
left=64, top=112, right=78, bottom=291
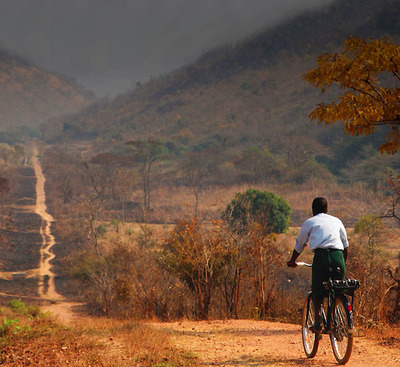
left=0, top=50, right=94, bottom=143
left=41, top=0, right=400, bottom=188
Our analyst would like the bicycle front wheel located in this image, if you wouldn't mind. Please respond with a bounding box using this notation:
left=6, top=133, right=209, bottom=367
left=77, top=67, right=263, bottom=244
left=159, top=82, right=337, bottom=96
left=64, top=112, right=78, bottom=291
left=330, top=297, right=353, bottom=364
left=302, top=295, right=319, bottom=358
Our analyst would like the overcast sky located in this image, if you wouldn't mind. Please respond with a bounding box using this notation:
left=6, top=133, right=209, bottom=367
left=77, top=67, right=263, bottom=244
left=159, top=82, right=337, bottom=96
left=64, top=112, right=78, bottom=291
left=0, top=0, right=334, bottom=97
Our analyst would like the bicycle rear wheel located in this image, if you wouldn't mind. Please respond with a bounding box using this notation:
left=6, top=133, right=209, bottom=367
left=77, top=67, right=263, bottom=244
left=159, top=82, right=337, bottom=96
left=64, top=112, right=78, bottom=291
left=330, top=297, right=353, bottom=364
left=302, top=295, right=319, bottom=358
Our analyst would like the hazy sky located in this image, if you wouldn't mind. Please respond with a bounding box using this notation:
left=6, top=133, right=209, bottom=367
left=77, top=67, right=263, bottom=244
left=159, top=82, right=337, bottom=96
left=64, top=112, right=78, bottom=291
left=0, top=0, right=334, bottom=97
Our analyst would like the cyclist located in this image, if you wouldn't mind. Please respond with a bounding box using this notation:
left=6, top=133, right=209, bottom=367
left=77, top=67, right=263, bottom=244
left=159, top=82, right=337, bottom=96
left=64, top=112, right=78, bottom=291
left=287, top=197, right=349, bottom=332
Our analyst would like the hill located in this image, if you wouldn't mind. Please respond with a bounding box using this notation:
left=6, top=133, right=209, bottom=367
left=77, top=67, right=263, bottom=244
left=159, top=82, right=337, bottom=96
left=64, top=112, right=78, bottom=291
left=0, top=50, right=95, bottom=143
left=41, top=0, right=400, bottom=187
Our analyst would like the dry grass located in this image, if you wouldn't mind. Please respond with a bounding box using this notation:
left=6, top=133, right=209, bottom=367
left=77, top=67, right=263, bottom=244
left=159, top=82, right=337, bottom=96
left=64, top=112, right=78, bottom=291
left=365, top=325, right=400, bottom=349
left=149, top=181, right=389, bottom=228
left=0, top=301, right=198, bottom=367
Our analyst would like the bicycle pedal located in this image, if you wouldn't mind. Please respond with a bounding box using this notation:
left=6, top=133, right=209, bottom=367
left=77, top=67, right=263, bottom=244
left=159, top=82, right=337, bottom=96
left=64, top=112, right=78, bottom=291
left=309, top=322, right=322, bottom=333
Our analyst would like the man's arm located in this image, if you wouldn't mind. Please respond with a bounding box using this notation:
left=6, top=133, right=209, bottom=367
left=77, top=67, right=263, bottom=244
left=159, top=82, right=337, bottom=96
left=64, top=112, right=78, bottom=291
left=343, top=247, right=348, bottom=264
left=287, top=249, right=301, bottom=268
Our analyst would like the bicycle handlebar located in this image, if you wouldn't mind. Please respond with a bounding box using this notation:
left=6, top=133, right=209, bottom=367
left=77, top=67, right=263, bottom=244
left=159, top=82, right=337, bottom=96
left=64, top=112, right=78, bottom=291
left=296, top=262, right=312, bottom=267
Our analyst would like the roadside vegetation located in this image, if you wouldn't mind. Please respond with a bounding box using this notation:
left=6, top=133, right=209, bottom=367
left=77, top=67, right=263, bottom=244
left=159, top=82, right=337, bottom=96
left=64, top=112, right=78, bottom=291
left=0, top=299, right=198, bottom=367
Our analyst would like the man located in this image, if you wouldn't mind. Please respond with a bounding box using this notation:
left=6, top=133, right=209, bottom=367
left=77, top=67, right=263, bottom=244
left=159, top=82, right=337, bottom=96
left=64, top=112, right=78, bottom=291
left=287, top=197, right=349, bottom=331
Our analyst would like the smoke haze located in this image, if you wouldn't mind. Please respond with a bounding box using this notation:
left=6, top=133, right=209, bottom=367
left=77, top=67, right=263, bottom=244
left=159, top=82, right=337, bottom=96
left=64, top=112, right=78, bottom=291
left=0, top=0, right=334, bottom=96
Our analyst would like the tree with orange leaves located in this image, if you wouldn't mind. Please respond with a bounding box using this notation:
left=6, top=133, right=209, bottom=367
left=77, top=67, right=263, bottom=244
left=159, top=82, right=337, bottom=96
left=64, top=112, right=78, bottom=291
left=304, top=36, right=400, bottom=154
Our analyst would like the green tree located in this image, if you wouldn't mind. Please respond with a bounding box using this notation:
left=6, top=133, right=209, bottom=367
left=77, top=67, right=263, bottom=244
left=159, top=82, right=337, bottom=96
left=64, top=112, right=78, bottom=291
left=304, top=36, right=400, bottom=154
left=222, top=189, right=290, bottom=318
left=221, top=189, right=291, bottom=235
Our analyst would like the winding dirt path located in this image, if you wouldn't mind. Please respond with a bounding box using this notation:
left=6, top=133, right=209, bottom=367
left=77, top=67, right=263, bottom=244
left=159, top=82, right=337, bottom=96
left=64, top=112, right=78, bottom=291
left=31, top=147, right=62, bottom=301
left=31, top=147, right=81, bottom=323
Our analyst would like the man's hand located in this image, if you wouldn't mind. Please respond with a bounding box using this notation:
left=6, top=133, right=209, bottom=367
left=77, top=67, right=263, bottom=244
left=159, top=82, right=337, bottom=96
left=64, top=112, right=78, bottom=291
left=287, top=249, right=301, bottom=268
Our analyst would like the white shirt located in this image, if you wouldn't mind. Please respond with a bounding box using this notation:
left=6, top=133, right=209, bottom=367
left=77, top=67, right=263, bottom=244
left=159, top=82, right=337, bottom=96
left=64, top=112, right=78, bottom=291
left=294, top=213, right=349, bottom=254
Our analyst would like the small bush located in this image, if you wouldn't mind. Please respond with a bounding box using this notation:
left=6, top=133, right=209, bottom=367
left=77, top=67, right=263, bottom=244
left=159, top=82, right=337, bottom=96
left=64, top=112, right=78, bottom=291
left=125, top=227, right=135, bottom=235
left=26, top=305, right=41, bottom=318
left=97, top=225, right=107, bottom=237
left=7, top=299, right=26, bottom=314
left=0, top=318, right=21, bottom=336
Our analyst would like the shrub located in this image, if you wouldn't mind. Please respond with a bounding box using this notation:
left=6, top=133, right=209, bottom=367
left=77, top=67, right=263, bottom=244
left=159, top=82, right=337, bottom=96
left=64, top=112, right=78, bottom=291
left=0, top=318, right=21, bottom=336
left=221, top=188, right=291, bottom=234
left=7, top=299, right=26, bottom=314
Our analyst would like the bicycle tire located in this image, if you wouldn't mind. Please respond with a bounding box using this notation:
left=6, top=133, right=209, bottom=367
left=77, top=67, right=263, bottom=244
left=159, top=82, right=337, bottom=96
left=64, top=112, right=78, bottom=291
left=330, top=296, right=353, bottom=364
left=302, top=295, right=319, bottom=358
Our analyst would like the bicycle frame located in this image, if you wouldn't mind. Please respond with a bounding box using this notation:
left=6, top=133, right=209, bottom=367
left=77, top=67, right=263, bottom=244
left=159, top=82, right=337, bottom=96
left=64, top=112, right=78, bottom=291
left=310, top=289, right=354, bottom=334
left=299, top=262, right=358, bottom=364
left=298, top=262, right=355, bottom=332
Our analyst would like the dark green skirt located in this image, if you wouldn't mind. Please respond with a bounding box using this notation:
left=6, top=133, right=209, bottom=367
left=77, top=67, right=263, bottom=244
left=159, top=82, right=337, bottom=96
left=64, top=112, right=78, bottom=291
left=312, top=248, right=346, bottom=300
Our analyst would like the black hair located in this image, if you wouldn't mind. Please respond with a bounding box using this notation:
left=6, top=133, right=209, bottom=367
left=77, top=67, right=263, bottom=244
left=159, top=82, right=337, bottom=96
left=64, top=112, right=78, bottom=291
left=312, top=197, right=328, bottom=215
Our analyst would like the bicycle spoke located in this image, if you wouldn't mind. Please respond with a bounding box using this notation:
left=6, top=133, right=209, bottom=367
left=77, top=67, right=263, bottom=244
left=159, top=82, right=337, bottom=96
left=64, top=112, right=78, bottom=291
left=330, top=297, right=353, bottom=364
left=302, top=295, right=319, bottom=358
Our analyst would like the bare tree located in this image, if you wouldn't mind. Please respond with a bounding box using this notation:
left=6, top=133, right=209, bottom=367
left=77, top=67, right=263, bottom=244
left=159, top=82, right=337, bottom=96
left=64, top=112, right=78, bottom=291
left=181, top=151, right=210, bottom=217
left=382, top=172, right=400, bottom=222
left=162, top=218, right=230, bottom=319
left=125, top=139, right=169, bottom=221
left=111, top=167, right=137, bottom=224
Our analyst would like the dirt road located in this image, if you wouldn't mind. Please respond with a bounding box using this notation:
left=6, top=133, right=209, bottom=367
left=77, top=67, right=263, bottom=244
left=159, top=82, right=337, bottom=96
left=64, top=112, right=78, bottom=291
left=151, top=319, right=400, bottom=367
left=30, top=146, right=83, bottom=322
left=31, top=146, right=63, bottom=301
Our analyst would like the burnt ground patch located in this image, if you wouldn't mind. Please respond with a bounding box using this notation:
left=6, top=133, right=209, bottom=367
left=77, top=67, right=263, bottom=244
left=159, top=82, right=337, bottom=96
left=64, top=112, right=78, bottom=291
left=9, top=167, right=36, bottom=206
left=0, top=166, right=41, bottom=297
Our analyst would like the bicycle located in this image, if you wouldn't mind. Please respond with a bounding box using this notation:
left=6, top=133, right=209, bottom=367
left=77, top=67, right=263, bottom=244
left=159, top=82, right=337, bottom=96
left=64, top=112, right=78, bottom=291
left=297, top=262, right=360, bottom=365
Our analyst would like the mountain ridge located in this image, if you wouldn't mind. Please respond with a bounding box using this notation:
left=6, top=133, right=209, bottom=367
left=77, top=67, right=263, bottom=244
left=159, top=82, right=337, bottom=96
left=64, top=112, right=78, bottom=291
left=0, top=48, right=95, bottom=142
left=43, top=0, right=400, bottom=142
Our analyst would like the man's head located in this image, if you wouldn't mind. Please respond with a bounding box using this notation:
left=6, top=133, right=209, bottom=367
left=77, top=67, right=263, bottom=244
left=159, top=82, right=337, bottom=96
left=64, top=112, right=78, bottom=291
left=312, top=197, right=328, bottom=216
